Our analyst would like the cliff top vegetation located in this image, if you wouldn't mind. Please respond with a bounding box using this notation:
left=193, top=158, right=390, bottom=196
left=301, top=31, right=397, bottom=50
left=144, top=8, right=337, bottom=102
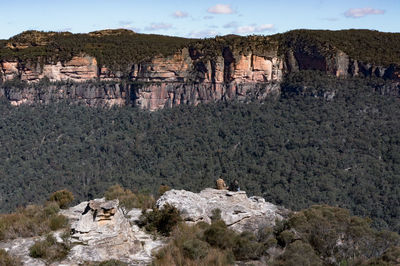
left=0, top=29, right=399, bottom=72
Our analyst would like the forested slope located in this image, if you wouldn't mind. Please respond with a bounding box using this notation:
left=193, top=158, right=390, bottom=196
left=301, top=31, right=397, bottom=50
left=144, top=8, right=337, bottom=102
left=0, top=72, right=399, bottom=233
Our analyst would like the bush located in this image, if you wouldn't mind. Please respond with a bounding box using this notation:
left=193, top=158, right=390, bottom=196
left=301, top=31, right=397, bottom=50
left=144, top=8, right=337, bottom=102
left=232, top=231, right=264, bottom=260
left=0, top=204, right=68, bottom=241
left=153, top=223, right=234, bottom=266
left=182, top=238, right=210, bottom=260
left=140, top=204, right=182, bottom=236
left=29, top=234, right=70, bottom=262
left=0, top=249, right=22, bottom=266
left=105, top=184, right=155, bottom=212
left=44, top=202, right=60, bottom=217
left=49, top=215, right=68, bottom=231
left=49, top=189, right=74, bottom=209
left=274, top=240, right=323, bottom=266
left=203, top=220, right=235, bottom=249
left=157, top=185, right=171, bottom=199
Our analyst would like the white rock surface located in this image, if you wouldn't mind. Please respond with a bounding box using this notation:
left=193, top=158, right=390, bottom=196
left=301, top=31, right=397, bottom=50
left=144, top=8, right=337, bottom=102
left=157, top=188, right=290, bottom=232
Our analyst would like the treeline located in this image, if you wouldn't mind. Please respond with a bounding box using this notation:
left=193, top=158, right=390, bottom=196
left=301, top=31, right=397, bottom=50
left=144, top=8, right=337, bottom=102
left=0, top=73, right=399, bottom=234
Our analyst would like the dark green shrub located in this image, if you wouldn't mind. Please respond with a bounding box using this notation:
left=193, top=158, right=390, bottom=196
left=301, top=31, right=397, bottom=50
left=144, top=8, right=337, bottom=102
left=139, top=204, right=182, bottom=236
left=49, top=215, right=68, bottom=231
left=203, top=220, right=235, bottom=249
left=277, top=230, right=295, bottom=247
left=182, top=238, right=209, bottom=260
left=232, top=231, right=264, bottom=260
left=49, top=190, right=74, bottom=209
left=44, top=202, right=60, bottom=217
left=274, top=240, right=323, bottom=266
left=29, top=234, right=70, bottom=262
left=210, top=208, right=222, bottom=222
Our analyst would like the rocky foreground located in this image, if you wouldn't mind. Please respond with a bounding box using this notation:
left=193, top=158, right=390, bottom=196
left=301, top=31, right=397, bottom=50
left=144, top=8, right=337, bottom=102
left=0, top=189, right=286, bottom=265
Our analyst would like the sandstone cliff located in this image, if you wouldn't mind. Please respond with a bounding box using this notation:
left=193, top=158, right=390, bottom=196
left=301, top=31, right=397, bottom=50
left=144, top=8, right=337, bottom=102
left=1, top=32, right=399, bottom=110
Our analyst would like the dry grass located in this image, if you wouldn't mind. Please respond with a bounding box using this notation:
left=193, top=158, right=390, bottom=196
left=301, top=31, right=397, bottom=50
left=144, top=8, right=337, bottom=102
left=0, top=202, right=68, bottom=241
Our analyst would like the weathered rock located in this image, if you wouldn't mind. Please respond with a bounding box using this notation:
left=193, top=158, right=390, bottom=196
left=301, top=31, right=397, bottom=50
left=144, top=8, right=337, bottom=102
left=1, top=42, right=399, bottom=110
left=157, top=188, right=290, bottom=232
left=58, top=199, right=143, bottom=264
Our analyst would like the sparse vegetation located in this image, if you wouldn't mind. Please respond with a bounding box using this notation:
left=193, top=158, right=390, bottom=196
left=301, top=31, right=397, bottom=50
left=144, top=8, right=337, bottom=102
left=105, top=184, right=155, bottom=212
left=153, top=204, right=400, bottom=265
left=49, top=189, right=74, bottom=209
left=0, top=192, right=70, bottom=240
left=29, top=234, right=70, bottom=263
left=0, top=249, right=22, bottom=266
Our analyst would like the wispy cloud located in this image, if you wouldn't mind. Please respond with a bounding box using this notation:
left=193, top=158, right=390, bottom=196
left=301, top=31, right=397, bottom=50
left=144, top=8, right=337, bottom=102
left=188, top=29, right=219, bottom=38
left=207, top=4, right=234, bottom=14
left=321, top=17, right=339, bottom=21
left=344, top=7, right=385, bottom=18
left=203, top=16, right=214, bottom=20
left=235, top=24, right=275, bottom=34
left=223, top=21, right=238, bottom=29
left=145, top=23, right=173, bottom=31
left=173, top=11, right=189, bottom=18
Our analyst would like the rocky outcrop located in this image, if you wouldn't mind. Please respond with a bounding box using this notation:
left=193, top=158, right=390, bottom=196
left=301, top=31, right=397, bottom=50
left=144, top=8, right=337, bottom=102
left=0, top=199, right=164, bottom=265
left=157, top=188, right=290, bottom=232
left=59, top=198, right=163, bottom=265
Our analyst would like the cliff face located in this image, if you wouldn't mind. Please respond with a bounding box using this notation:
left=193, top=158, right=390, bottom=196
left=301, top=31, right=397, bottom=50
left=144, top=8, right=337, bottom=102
left=1, top=42, right=399, bottom=110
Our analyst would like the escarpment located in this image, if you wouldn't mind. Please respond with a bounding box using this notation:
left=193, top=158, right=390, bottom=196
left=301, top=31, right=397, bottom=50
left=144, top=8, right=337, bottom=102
left=1, top=30, right=399, bottom=110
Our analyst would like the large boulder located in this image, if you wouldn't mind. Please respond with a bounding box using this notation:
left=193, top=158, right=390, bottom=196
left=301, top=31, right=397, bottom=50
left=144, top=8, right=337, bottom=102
left=156, top=188, right=290, bottom=232
left=61, top=198, right=162, bottom=265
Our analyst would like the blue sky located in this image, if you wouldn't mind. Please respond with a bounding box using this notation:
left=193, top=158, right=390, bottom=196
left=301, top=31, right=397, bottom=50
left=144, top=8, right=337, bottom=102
left=0, top=0, right=398, bottom=39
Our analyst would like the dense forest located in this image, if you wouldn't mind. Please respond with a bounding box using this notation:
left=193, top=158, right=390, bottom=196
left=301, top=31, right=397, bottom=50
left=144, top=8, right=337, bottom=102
left=0, top=72, right=399, bottom=235
left=1, top=29, right=399, bottom=74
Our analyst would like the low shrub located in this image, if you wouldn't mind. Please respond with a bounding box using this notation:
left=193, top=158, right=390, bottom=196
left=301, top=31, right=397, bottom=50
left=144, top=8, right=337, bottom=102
left=182, top=238, right=210, bottom=260
left=49, top=189, right=74, bottom=209
left=105, top=184, right=155, bottom=212
left=29, top=234, right=70, bottom=262
left=49, top=214, right=68, bottom=231
left=0, top=249, right=22, bottom=266
left=0, top=194, right=69, bottom=241
left=153, top=223, right=234, bottom=266
left=139, top=203, right=182, bottom=236
left=157, top=185, right=171, bottom=199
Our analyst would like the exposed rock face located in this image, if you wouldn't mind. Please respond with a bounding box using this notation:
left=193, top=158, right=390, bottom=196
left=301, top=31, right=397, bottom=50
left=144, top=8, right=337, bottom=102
left=1, top=43, right=399, bottom=110
left=157, top=188, right=290, bottom=233
left=3, top=83, right=128, bottom=107
left=59, top=198, right=161, bottom=265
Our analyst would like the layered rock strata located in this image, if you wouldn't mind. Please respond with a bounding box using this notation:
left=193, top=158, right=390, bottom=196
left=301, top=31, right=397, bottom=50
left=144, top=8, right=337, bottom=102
left=1, top=45, right=399, bottom=110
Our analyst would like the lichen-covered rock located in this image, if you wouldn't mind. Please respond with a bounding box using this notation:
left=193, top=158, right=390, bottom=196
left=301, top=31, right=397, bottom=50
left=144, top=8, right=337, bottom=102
left=157, top=188, right=290, bottom=232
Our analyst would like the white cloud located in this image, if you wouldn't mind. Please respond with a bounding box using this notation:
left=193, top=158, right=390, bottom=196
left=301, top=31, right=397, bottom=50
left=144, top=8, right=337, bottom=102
left=173, top=11, right=189, bottom=18
left=344, top=7, right=385, bottom=18
left=145, top=23, right=173, bottom=31
left=235, top=24, right=275, bottom=34
left=188, top=29, right=219, bottom=38
left=203, top=16, right=214, bottom=20
left=256, top=24, right=275, bottom=31
left=207, top=4, right=234, bottom=14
